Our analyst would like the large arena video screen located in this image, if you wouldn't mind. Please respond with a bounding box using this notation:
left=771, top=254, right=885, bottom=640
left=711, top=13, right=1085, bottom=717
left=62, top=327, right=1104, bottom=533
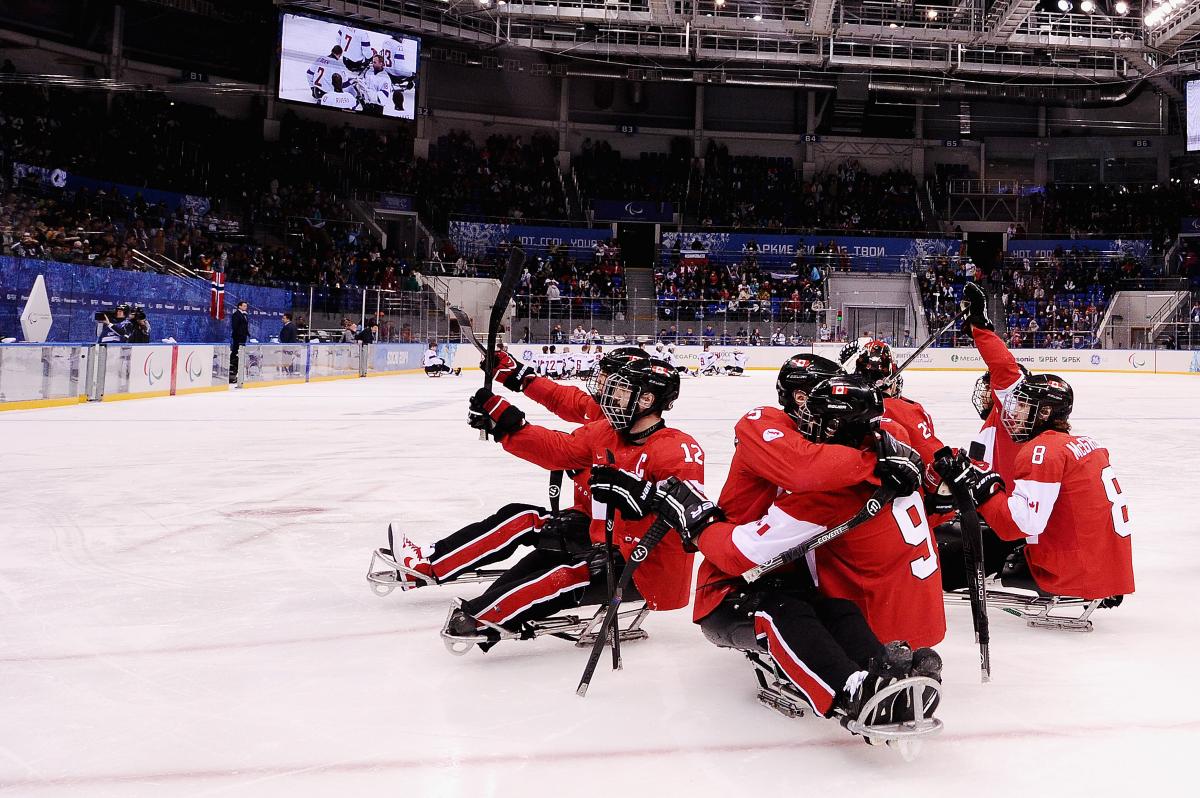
left=1189, top=80, right=1200, bottom=152
left=278, top=12, right=419, bottom=120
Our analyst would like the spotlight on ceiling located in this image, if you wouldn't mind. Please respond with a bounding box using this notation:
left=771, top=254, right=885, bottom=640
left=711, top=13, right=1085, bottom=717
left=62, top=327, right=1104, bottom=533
left=1079, top=0, right=1095, bottom=11
left=1056, top=0, right=1072, bottom=12
left=1114, top=0, right=1129, bottom=13
left=926, top=8, right=939, bottom=19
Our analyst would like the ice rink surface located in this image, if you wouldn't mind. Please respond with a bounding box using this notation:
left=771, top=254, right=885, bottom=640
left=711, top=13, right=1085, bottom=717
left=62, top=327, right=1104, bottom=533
left=2, top=367, right=1199, bottom=797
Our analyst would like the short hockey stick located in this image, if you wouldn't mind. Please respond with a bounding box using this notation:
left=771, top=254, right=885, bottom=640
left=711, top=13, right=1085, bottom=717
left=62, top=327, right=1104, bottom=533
left=602, top=450, right=621, bottom=671
left=480, top=247, right=525, bottom=440
left=879, top=308, right=967, bottom=392
left=742, top=486, right=894, bottom=583
left=576, top=514, right=673, bottom=697
left=938, top=445, right=992, bottom=682
left=449, top=305, right=487, bottom=355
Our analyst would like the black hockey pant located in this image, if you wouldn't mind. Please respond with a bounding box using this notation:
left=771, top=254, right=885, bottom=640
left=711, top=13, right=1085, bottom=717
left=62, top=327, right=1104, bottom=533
left=427, top=503, right=553, bottom=581
left=700, top=585, right=884, bottom=716
left=460, top=545, right=638, bottom=633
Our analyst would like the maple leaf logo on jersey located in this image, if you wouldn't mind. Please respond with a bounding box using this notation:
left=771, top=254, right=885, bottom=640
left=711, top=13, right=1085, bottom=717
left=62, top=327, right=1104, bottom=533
left=762, top=428, right=784, bottom=442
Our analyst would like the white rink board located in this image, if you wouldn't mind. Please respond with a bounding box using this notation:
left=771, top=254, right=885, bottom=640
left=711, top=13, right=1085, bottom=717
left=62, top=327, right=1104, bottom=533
left=1, top=369, right=1199, bottom=796
left=457, top=343, right=1200, bottom=375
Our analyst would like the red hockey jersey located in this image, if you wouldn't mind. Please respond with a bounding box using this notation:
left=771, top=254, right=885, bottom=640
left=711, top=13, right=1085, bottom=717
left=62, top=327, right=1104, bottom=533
left=970, top=326, right=1024, bottom=484
left=880, top=395, right=952, bottom=525
left=501, top=419, right=703, bottom=611
left=717, top=405, right=879, bottom=526
left=979, top=430, right=1135, bottom=600
left=696, top=483, right=946, bottom=648
left=523, top=377, right=602, bottom=512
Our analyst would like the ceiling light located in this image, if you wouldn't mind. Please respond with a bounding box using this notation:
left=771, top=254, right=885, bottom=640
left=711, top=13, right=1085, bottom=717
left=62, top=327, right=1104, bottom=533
left=715, top=0, right=726, bottom=5
left=1056, top=0, right=1072, bottom=12
left=926, top=9, right=938, bottom=19
left=889, top=22, right=899, bottom=28
left=1079, top=0, right=1094, bottom=11
left=753, top=13, right=762, bottom=21
left=1114, top=0, right=1128, bottom=13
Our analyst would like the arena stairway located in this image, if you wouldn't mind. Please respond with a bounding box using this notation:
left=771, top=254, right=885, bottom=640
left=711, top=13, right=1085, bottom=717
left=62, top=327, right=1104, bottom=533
left=625, top=267, right=658, bottom=326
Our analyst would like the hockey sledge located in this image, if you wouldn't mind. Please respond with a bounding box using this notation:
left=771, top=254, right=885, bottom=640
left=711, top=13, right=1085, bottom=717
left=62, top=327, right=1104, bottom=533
left=945, top=570, right=1117, bottom=632
left=439, top=599, right=651, bottom=655
left=745, top=650, right=942, bottom=761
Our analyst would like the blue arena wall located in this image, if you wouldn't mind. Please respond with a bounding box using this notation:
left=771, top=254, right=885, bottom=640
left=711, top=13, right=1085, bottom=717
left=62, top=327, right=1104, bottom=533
left=0, top=257, right=291, bottom=343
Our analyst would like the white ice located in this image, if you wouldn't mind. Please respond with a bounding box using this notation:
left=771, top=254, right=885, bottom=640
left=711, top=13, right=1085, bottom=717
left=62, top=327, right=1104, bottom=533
left=2, top=368, right=1199, bottom=797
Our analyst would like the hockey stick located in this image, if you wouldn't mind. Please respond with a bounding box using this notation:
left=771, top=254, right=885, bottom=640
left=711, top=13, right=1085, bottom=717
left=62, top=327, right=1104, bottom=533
left=602, top=450, right=621, bottom=672
left=549, top=469, right=564, bottom=513
left=449, top=305, right=487, bottom=355
left=939, top=444, right=992, bottom=682
left=878, top=308, right=967, bottom=392
left=742, top=486, right=894, bottom=583
left=480, top=247, right=525, bottom=440
left=576, top=514, right=673, bottom=697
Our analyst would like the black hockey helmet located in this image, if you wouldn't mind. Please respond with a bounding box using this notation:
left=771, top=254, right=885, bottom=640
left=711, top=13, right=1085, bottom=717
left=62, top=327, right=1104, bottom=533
left=798, top=374, right=883, bottom=447
left=586, top=346, right=649, bottom=398
left=972, top=363, right=1031, bottom=419
left=1000, top=373, right=1073, bottom=443
left=776, top=354, right=843, bottom=421
left=599, top=357, right=680, bottom=433
left=854, top=340, right=902, bottom=397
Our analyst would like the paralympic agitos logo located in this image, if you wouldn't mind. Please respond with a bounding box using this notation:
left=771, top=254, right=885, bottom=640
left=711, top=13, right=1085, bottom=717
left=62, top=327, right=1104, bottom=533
left=184, top=351, right=204, bottom=381
left=143, top=352, right=165, bottom=385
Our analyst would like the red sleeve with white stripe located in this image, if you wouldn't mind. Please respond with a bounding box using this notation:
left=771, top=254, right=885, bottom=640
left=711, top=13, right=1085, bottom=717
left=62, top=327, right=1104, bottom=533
left=971, top=326, right=1023, bottom=391
left=980, top=438, right=1066, bottom=542
left=501, top=420, right=595, bottom=472
left=698, top=500, right=827, bottom=576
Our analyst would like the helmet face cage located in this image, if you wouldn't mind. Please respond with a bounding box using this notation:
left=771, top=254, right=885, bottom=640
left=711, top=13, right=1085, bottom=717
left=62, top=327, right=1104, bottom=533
left=971, top=373, right=992, bottom=419
left=999, top=389, right=1039, bottom=442
left=1000, top=376, right=1072, bottom=442
left=599, top=372, right=639, bottom=431
left=587, top=350, right=647, bottom=399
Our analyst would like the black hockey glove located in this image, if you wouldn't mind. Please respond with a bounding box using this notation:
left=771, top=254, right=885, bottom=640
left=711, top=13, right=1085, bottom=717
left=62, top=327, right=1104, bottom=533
left=838, top=341, right=859, bottom=365
left=310, top=86, right=326, bottom=100
left=655, top=477, right=723, bottom=553
left=589, top=466, right=657, bottom=520
left=874, top=431, right=924, bottom=496
left=960, top=282, right=993, bottom=334
left=487, top=350, right=536, bottom=392
left=467, top=388, right=526, bottom=441
left=933, top=449, right=1005, bottom=508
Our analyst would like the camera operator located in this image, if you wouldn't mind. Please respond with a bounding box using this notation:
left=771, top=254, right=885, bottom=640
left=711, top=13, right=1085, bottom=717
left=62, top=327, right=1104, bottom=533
left=97, top=306, right=132, bottom=344
left=127, top=308, right=151, bottom=343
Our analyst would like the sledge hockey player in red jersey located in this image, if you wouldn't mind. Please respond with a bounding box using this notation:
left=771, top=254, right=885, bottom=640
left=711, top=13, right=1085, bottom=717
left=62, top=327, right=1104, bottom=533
left=931, top=283, right=1028, bottom=589
left=449, top=357, right=703, bottom=647
left=939, top=372, right=1135, bottom=604
left=640, top=372, right=942, bottom=746
left=366, top=347, right=648, bottom=596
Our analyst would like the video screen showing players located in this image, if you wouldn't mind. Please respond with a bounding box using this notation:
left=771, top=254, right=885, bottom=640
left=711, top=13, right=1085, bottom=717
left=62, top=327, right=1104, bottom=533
left=278, top=12, right=419, bottom=121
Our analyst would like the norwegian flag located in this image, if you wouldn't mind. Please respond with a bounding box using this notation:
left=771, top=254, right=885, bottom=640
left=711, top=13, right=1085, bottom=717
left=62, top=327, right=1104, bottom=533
left=209, top=271, right=226, bottom=320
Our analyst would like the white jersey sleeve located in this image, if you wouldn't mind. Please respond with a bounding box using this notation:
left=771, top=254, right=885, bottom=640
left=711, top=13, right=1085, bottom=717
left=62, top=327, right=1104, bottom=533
left=423, top=350, right=442, bottom=367
left=733, top=352, right=748, bottom=368
left=358, top=69, right=393, bottom=105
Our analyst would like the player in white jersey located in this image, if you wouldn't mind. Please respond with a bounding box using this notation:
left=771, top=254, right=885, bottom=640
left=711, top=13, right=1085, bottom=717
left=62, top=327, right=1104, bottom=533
left=335, top=26, right=373, bottom=70
left=662, top=343, right=689, bottom=375
left=356, top=54, right=393, bottom=116
left=423, top=343, right=461, bottom=377
left=534, top=346, right=549, bottom=376
left=696, top=343, right=720, bottom=376
left=559, top=347, right=576, bottom=378
left=723, top=349, right=748, bottom=376
left=577, top=344, right=598, bottom=380
left=306, top=46, right=353, bottom=101
left=370, top=34, right=417, bottom=112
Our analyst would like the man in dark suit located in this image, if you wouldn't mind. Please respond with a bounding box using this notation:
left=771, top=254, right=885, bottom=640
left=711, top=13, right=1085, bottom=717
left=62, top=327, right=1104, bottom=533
left=279, top=313, right=298, bottom=344
left=230, top=301, right=249, bottom=383
left=356, top=319, right=377, bottom=345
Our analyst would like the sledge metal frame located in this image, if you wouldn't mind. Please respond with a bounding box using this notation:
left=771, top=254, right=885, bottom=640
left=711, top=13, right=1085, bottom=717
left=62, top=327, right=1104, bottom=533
left=743, top=649, right=942, bottom=760
left=944, top=580, right=1107, bottom=632
left=440, top=600, right=651, bottom=655
left=366, top=547, right=505, bottom=596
